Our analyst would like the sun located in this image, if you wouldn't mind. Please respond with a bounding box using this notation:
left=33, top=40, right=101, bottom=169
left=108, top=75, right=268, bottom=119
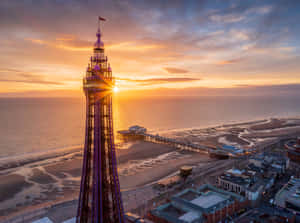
left=113, top=86, right=119, bottom=93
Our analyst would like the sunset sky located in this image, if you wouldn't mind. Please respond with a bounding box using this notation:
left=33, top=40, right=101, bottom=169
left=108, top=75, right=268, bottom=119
left=0, top=0, right=300, bottom=97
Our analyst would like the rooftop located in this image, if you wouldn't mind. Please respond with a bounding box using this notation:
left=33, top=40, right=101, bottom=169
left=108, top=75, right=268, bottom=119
left=151, top=184, right=245, bottom=223
left=190, top=191, right=227, bottom=209
left=32, top=218, right=53, bottom=223
left=219, top=172, right=251, bottom=186
left=275, top=177, right=300, bottom=210
left=221, top=145, right=244, bottom=154
left=286, top=139, right=300, bottom=150
left=226, top=168, right=243, bottom=175
left=233, top=206, right=295, bottom=223
left=178, top=211, right=199, bottom=222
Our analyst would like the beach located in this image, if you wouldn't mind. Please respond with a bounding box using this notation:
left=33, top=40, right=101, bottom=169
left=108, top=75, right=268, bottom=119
left=0, top=141, right=212, bottom=219
left=1, top=117, right=300, bottom=221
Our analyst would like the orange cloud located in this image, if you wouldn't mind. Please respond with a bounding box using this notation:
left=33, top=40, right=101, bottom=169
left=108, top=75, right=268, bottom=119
left=26, top=38, right=47, bottom=45
left=26, top=37, right=163, bottom=53
left=55, top=35, right=75, bottom=41
left=26, top=37, right=92, bottom=51
left=119, top=77, right=201, bottom=85
left=107, top=42, right=163, bottom=51
left=164, top=67, right=189, bottom=74
left=56, top=44, right=91, bottom=52
left=217, top=58, right=243, bottom=65
left=0, top=71, right=63, bottom=85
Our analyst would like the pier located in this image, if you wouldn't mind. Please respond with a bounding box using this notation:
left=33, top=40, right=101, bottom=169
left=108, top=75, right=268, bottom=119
left=141, top=132, right=211, bottom=154
left=118, top=125, right=235, bottom=158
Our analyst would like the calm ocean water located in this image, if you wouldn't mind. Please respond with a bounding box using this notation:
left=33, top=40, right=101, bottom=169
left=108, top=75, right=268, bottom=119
left=0, top=95, right=299, bottom=158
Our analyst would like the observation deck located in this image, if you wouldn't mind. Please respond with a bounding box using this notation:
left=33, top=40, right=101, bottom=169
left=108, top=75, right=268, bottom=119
left=83, top=24, right=115, bottom=93
left=83, top=66, right=115, bottom=93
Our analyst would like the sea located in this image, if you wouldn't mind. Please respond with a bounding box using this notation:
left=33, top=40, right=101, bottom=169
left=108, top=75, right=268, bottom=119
left=0, top=95, right=299, bottom=159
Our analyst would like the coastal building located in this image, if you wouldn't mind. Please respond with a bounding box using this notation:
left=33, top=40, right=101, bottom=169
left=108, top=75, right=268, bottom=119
left=275, top=177, right=300, bottom=213
left=118, top=125, right=147, bottom=140
left=220, top=145, right=244, bottom=156
left=232, top=206, right=296, bottom=223
left=208, top=150, right=229, bottom=159
left=285, top=137, right=300, bottom=163
left=180, top=166, right=193, bottom=179
left=217, top=168, right=269, bottom=201
left=148, top=184, right=248, bottom=223
left=155, top=166, right=193, bottom=190
left=129, top=125, right=147, bottom=134
left=249, top=152, right=289, bottom=174
left=217, top=153, right=287, bottom=201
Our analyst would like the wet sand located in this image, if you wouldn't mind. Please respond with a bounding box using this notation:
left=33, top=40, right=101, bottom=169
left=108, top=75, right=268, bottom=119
left=45, top=158, right=82, bottom=179
left=0, top=141, right=205, bottom=218
left=164, top=118, right=300, bottom=150
left=28, top=169, right=57, bottom=185
left=116, top=141, right=176, bottom=163
left=120, top=152, right=210, bottom=189
left=0, top=174, right=32, bottom=202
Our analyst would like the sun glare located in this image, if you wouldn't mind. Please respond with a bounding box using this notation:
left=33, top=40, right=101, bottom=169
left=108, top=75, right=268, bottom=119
left=113, top=86, right=119, bottom=93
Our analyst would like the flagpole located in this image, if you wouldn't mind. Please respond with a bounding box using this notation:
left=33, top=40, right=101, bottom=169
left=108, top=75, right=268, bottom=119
left=98, top=16, right=106, bottom=34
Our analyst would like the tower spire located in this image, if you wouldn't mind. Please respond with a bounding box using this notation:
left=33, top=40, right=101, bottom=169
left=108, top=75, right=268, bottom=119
left=95, top=16, right=106, bottom=49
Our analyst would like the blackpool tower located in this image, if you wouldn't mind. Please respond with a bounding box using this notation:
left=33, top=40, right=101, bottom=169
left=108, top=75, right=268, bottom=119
left=76, top=17, right=125, bottom=223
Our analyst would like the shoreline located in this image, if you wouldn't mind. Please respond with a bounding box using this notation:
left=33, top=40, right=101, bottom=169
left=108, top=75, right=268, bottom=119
left=0, top=141, right=205, bottom=218
left=1, top=117, right=300, bottom=219
left=1, top=116, right=300, bottom=170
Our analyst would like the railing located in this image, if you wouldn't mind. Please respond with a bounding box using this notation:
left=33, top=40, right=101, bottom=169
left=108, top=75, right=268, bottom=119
left=140, top=132, right=212, bottom=154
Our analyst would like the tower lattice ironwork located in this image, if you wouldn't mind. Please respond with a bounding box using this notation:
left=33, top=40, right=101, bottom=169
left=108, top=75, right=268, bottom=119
left=76, top=18, right=125, bottom=223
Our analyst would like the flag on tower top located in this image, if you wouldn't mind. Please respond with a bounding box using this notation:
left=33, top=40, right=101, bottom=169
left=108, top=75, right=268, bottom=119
left=99, top=16, right=106, bottom=21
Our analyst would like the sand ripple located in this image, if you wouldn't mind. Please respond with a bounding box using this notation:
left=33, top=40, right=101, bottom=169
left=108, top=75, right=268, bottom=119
left=118, top=151, right=189, bottom=176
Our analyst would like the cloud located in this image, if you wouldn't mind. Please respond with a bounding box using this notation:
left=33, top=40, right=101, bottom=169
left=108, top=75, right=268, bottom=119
left=229, top=29, right=250, bottom=41
left=235, top=83, right=300, bottom=91
left=26, top=37, right=163, bottom=52
left=164, top=67, right=189, bottom=74
left=118, top=77, right=201, bottom=86
left=107, top=42, right=164, bottom=51
left=217, top=58, right=244, bottom=65
left=210, top=14, right=245, bottom=23
left=0, top=69, right=63, bottom=85
left=255, top=5, right=273, bottom=15
left=251, top=0, right=300, bottom=49
left=26, top=38, right=92, bottom=52
left=0, top=0, right=300, bottom=93
left=2, top=83, right=300, bottom=98
left=111, top=83, right=300, bottom=97
left=234, top=84, right=251, bottom=88
left=0, top=78, right=63, bottom=85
